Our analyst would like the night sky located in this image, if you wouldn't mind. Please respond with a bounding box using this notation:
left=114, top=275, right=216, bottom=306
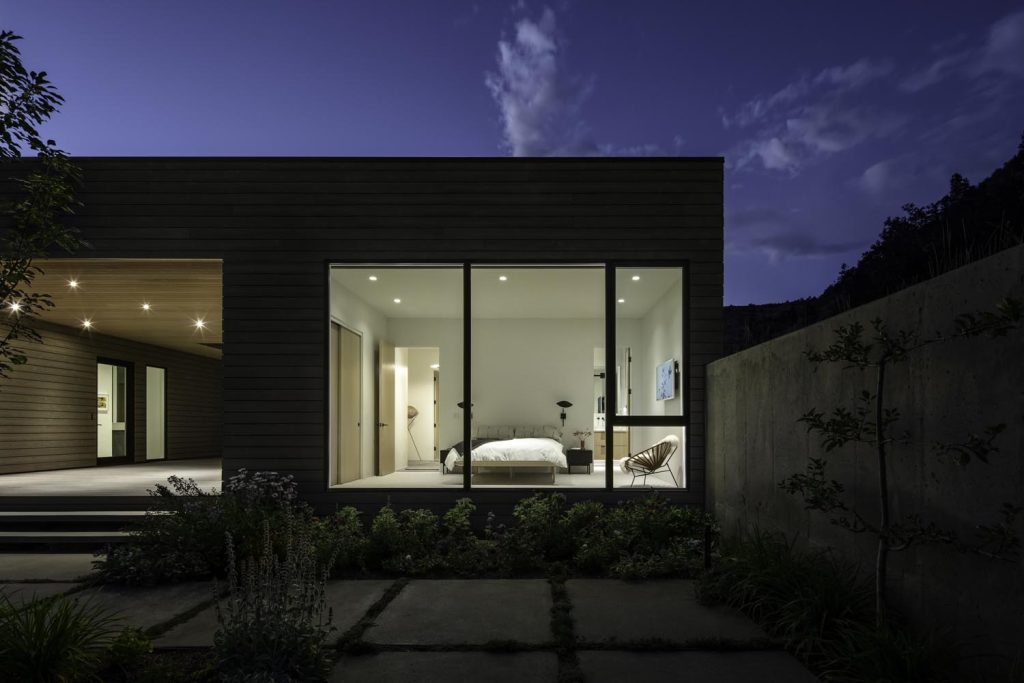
left=3, top=1, right=1023, bottom=305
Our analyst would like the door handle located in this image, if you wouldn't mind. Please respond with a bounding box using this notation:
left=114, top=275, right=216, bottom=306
left=378, top=422, right=388, bottom=428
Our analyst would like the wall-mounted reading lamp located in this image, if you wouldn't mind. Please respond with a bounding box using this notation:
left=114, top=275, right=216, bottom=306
left=457, top=401, right=473, bottom=419
left=556, top=400, right=573, bottom=426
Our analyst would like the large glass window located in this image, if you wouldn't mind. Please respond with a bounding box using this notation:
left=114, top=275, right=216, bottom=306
left=329, top=266, right=462, bottom=488
left=327, top=262, right=685, bottom=490
left=469, top=266, right=604, bottom=488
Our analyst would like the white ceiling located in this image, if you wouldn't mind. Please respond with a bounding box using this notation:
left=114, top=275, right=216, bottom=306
left=330, top=266, right=681, bottom=319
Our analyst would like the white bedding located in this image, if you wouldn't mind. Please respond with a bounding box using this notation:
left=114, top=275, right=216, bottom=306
left=444, top=437, right=568, bottom=472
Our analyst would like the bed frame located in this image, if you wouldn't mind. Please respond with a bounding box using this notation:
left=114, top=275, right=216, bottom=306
left=444, top=425, right=563, bottom=484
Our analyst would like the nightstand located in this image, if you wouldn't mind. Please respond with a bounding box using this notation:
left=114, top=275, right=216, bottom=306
left=566, top=448, right=593, bottom=474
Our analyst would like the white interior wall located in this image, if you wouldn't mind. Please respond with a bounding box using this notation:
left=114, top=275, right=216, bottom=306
left=330, top=279, right=387, bottom=480
left=406, top=347, right=438, bottom=460
left=471, top=318, right=602, bottom=444
left=394, top=347, right=409, bottom=472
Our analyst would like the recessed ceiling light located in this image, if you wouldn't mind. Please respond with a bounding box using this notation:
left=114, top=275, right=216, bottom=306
left=368, top=275, right=378, bottom=281
left=81, top=318, right=93, bottom=329
left=393, top=298, right=401, bottom=304
left=8, top=301, right=22, bottom=312
left=498, top=275, right=508, bottom=282
left=67, top=279, right=79, bottom=289
left=193, top=318, right=206, bottom=330
left=141, top=303, right=151, bottom=311
left=631, top=275, right=640, bottom=281
left=430, top=363, right=440, bottom=370
left=617, top=298, right=626, bottom=304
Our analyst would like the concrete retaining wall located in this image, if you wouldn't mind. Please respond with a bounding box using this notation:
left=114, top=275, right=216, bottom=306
left=707, top=245, right=1024, bottom=674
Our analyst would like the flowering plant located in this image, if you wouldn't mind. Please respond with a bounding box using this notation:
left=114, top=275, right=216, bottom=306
left=572, top=429, right=593, bottom=449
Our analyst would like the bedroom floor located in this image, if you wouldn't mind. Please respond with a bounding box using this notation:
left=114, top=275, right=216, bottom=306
left=336, top=460, right=682, bottom=489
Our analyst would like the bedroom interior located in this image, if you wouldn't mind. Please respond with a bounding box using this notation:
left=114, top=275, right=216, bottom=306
left=328, top=265, right=685, bottom=489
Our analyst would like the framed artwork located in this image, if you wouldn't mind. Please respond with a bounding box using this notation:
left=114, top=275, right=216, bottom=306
left=655, top=359, right=676, bottom=401
left=97, top=393, right=109, bottom=413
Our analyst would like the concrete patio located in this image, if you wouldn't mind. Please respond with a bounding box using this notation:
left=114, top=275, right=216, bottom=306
left=0, top=554, right=819, bottom=682
left=0, top=458, right=222, bottom=497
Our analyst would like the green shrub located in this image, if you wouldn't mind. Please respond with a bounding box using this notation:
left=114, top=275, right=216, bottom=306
left=698, top=529, right=954, bottom=680
left=314, top=507, right=366, bottom=574
left=366, top=506, right=444, bottom=574
left=438, top=498, right=497, bottom=575
left=0, top=590, right=121, bottom=682
left=215, top=519, right=334, bottom=682
left=96, top=470, right=308, bottom=585
left=575, top=495, right=714, bottom=578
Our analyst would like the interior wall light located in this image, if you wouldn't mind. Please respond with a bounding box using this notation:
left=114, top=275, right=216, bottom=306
left=457, top=401, right=473, bottom=418
left=556, top=400, right=573, bottom=426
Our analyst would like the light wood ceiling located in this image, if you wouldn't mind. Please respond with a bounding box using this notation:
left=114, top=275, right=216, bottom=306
left=24, top=259, right=222, bottom=358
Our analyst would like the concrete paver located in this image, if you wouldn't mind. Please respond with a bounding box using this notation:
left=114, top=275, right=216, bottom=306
left=579, top=651, right=820, bottom=682
left=366, top=579, right=552, bottom=645
left=330, top=652, right=558, bottom=683
left=0, top=553, right=98, bottom=581
left=568, top=579, right=766, bottom=643
left=154, top=579, right=393, bottom=648
left=72, top=581, right=213, bottom=632
left=0, top=582, right=78, bottom=604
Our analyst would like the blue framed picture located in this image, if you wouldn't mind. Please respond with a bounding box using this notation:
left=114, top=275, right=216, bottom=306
left=655, top=359, right=675, bottom=401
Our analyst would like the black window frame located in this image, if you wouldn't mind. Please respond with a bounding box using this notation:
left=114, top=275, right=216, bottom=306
left=324, top=259, right=690, bottom=492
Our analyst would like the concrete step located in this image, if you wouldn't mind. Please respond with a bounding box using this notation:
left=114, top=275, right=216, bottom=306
left=0, top=532, right=132, bottom=552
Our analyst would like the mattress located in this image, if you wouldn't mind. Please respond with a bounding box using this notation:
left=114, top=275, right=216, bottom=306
left=443, top=437, right=568, bottom=472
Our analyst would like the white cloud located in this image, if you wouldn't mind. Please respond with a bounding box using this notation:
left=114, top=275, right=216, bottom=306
left=857, top=158, right=897, bottom=196
left=813, top=58, right=893, bottom=89
left=486, top=7, right=668, bottom=157
left=901, top=10, right=1024, bottom=92
left=485, top=7, right=595, bottom=156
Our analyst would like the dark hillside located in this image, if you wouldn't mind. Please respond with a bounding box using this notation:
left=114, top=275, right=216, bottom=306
left=724, top=136, right=1024, bottom=355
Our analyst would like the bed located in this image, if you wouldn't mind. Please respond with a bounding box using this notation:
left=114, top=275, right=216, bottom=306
left=443, top=425, right=567, bottom=484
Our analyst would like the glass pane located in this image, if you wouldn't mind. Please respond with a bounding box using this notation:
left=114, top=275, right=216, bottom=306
left=613, top=426, right=685, bottom=489
left=615, top=267, right=684, bottom=417
left=146, top=367, right=166, bottom=460
left=328, top=266, right=462, bottom=488
left=471, top=266, right=604, bottom=488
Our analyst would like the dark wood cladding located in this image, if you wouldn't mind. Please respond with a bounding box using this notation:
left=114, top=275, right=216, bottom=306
left=3, top=157, right=723, bottom=508
left=0, top=320, right=222, bottom=475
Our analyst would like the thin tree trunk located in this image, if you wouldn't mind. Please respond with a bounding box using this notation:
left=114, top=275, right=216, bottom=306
left=875, top=360, right=889, bottom=627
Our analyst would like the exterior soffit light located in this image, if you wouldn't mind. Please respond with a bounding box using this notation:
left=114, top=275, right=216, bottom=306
left=67, top=279, right=79, bottom=289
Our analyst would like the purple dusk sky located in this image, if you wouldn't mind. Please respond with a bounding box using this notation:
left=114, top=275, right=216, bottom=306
left=2, top=1, right=1023, bottom=305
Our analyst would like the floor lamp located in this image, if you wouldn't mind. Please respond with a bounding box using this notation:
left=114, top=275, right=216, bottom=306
left=407, top=405, right=422, bottom=460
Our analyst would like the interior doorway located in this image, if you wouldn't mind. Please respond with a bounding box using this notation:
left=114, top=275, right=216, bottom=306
left=330, top=321, right=362, bottom=484
left=399, top=347, right=440, bottom=470
left=97, top=359, right=133, bottom=464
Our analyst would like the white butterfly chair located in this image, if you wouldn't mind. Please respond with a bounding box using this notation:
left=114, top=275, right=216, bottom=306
left=620, top=434, right=680, bottom=487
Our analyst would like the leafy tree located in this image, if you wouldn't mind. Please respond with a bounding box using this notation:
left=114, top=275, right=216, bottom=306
left=0, top=30, right=83, bottom=382
left=780, top=297, right=1023, bottom=625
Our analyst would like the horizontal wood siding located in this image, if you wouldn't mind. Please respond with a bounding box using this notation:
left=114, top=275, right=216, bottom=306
left=1, top=157, right=722, bottom=508
left=0, top=320, right=222, bottom=474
